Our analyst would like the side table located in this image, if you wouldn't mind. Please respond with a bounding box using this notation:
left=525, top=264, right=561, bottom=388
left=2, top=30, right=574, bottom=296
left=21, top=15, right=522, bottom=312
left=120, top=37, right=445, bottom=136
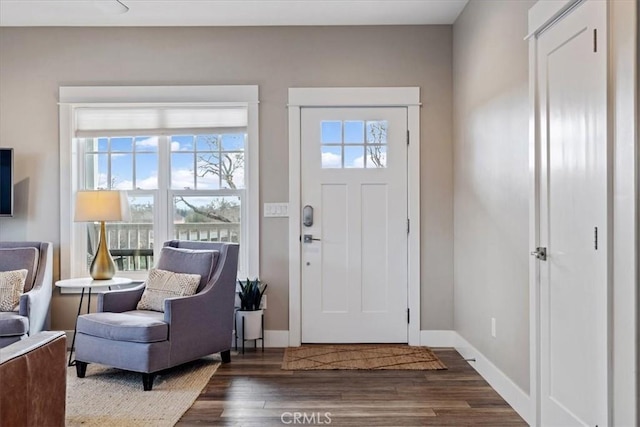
left=55, top=277, right=133, bottom=366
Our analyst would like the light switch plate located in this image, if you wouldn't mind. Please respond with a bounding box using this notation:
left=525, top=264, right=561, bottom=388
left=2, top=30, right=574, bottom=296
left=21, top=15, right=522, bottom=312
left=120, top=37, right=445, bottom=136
left=264, top=202, right=289, bottom=217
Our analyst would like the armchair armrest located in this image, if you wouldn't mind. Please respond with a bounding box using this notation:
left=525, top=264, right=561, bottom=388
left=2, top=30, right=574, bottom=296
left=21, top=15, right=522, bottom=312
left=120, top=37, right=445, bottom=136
left=19, top=280, right=52, bottom=335
left=98, top=284, right=145, bottom=313
left=164, top=281, right=235, bottom=362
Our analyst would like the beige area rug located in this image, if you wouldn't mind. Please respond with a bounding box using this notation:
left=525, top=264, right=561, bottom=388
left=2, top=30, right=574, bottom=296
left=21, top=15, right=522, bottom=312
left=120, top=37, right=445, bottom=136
left=66, top=356, right=219, bottom=427
left=282, top=344, right=447, bottom=370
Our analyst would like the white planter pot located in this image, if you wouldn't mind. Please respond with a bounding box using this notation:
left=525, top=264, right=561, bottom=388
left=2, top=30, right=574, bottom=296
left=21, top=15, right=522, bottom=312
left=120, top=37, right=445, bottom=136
left=235, top=309, right=263, bottom=341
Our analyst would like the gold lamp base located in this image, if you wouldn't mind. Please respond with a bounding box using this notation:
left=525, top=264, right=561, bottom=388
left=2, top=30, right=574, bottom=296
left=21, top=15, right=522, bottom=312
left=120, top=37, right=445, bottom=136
left=90, top=221, right=116, bottom=280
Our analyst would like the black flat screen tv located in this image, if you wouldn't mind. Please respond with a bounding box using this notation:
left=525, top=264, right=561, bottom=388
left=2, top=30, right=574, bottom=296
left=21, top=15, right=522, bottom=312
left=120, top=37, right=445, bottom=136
left=0, top=148, right=13, bottom=217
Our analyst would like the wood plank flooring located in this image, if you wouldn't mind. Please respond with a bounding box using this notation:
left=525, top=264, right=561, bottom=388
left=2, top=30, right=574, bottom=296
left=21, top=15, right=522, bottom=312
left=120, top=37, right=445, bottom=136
left=177, top=348, right=526, bottom=426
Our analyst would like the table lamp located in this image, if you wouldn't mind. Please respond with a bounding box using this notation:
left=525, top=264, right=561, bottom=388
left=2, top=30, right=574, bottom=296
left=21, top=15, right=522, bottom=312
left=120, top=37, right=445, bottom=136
left=75, top=190, right=130, bottom=280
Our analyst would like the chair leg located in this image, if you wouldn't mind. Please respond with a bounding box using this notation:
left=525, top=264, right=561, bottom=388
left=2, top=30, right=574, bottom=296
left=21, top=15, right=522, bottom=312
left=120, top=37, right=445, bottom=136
left=75, top=361, right=88, bottom=378
left=221, top=349, right=231, bottom=363
left=142, top=373, right=155, bottom=391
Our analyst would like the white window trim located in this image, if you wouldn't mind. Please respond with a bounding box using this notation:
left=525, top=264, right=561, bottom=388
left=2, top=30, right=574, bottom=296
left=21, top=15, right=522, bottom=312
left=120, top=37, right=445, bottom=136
left=287, top=87, right=421, bottom=347
left=59, top=85, right=259, bottom=283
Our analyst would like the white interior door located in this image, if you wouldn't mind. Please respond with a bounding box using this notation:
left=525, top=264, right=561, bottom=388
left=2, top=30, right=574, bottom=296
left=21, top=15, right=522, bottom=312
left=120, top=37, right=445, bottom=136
left=300, top=107, right=408, bottom=343
left=536, top=0, right=608, bottom=425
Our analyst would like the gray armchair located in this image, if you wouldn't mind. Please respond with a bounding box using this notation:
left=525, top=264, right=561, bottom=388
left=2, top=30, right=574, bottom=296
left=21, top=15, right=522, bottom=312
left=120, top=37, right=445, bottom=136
left=0, top=242, right=53, bottom=348
left=74, top=241, right=239, bottom=390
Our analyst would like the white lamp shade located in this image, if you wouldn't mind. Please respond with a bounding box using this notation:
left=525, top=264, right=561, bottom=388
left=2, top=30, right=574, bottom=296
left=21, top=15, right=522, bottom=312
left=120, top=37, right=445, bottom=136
left=75, top=190, right=130, bottom=222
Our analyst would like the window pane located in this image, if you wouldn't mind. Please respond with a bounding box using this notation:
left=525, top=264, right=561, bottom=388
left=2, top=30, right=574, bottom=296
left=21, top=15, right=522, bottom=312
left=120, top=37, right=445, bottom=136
left=321, top=146, right=342, bottom=168
left=219, top=152, right=245, bottom=189
left=321, top=121, right=342, bottom=144
left=196, top=153, right=220, bottom=190
left=85, top=153, right=109, bottom=189
left=111, top=137, right=133, bottom=152
left=196, top=134, right=219, bottom=151
left=344, top=146, right=364, bottom=168
left=222, top=134, right=245, bottom=151
left=135, top=153, right=158, bottom=189
left=171, top=135, right=194, bottom=151
left=366, top=121, right=388, bottom=144
left=366, top=145, right=387, bottom=168
left=171, top=153, right=195, bottom=189
left=88, top=195, right=155, bottom=272
left=173, top=196, right=241, bottom=244
left=111, top=153, right=133, bottom=190
left=135, top=136, right=158, bottom=152
left=344, top=121, right=364, bottom=144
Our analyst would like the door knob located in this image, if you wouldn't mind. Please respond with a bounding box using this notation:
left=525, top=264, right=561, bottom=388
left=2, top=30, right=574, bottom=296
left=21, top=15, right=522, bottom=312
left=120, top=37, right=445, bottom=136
left=530, top=247, right=547, bottom=261
left=303, top=234, right=321, bottom=243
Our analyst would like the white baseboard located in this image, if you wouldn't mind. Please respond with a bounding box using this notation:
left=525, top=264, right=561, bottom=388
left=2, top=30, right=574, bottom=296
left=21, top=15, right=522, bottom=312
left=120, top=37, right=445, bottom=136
left=420, top=330, right=458, bottom=347
left=454, top=333, right=531, bottom=425
left=263, top=330, right=289, bottom=348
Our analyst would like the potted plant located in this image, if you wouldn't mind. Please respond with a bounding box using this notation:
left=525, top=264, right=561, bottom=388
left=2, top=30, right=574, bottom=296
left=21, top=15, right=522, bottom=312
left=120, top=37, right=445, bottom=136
left=235, top=278, right=267, bottom=342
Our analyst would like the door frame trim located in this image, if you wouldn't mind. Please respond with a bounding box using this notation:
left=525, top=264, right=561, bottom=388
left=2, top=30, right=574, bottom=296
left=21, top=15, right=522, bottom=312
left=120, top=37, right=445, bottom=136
left=287, top=87, right=421, bottom=346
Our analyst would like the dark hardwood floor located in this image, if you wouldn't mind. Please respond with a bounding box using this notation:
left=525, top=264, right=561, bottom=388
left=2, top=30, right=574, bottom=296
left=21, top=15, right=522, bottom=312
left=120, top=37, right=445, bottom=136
left=178, top=348, right=526, bottom=426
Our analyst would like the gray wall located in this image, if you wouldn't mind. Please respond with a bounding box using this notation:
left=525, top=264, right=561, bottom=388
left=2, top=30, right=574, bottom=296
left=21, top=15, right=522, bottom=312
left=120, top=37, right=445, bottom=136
left=0, top=26, right=454, bottom=332
left=453, top=0, right=534, bottom=392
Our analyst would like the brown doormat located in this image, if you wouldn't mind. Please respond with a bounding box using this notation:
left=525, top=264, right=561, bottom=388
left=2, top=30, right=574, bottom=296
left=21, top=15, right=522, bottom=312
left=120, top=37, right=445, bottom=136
left=282, top=344, right=447, bottom=370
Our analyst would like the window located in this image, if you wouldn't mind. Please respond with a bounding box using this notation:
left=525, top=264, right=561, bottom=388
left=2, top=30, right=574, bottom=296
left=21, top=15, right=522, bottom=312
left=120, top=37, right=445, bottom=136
left=59, top=86, right=259, bottom=280
left=320, top=120, right=388, bottom=169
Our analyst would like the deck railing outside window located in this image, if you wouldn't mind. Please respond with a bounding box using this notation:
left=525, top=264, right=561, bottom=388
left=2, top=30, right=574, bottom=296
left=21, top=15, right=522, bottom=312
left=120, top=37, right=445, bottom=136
left=87, top=222, right=240, bottom=271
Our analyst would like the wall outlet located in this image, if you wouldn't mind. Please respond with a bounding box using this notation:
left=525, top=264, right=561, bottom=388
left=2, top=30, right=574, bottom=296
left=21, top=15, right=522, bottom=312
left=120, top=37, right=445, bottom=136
left=491, top=317, right=497, bottom=338
left=260, top=294, right=267, bottom=310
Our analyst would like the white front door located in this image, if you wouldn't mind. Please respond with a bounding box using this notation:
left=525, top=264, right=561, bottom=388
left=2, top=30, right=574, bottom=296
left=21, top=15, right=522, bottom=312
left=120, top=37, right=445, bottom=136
left=300, top=107, right=408, bottom=343
left=536, top=0, right=608, bottom=425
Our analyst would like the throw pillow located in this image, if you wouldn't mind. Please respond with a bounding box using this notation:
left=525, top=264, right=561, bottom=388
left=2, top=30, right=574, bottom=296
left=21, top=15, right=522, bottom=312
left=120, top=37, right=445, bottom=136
left=137, top=268, right=201, bottom=312
left=0, top=269, right=28, bottom=312
left=0, top=247, right=38, bottom=292
left=156, top=247, right=219, bottom=292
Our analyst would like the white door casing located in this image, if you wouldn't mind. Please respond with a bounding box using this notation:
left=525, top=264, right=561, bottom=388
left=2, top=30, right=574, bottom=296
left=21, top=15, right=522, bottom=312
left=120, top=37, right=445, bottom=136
left=288, top=87, right=421, bottom=347
left=301, top=107, right=408, bottom=343
left=530, top=0, right=609, bottom=425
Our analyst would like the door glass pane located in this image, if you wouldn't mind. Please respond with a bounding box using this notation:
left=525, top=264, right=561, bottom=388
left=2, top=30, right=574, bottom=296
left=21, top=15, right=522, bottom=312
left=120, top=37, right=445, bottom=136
left=366, top=121, right=388, bottom=144
left=366, top=145, right=387, bottom=168
left=173, top=196, right=241, bottom=243
left=344, top=121, right=364, bottom=144
left=321, top=121, right=342, bottom=144
left=344, top=146, right=364, bottom=168
left=321, top=146, right=342, bottom=168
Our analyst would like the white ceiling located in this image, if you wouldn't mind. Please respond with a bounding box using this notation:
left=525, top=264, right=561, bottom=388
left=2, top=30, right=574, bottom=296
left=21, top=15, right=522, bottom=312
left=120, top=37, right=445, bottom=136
left=0, top=0, right=469, bottom=27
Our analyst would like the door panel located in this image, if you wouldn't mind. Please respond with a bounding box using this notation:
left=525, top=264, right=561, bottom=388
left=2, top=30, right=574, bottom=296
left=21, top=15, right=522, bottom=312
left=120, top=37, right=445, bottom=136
left=537, top=0, right=608, bottom=425
left=301, top=107, right=408, bottom=343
